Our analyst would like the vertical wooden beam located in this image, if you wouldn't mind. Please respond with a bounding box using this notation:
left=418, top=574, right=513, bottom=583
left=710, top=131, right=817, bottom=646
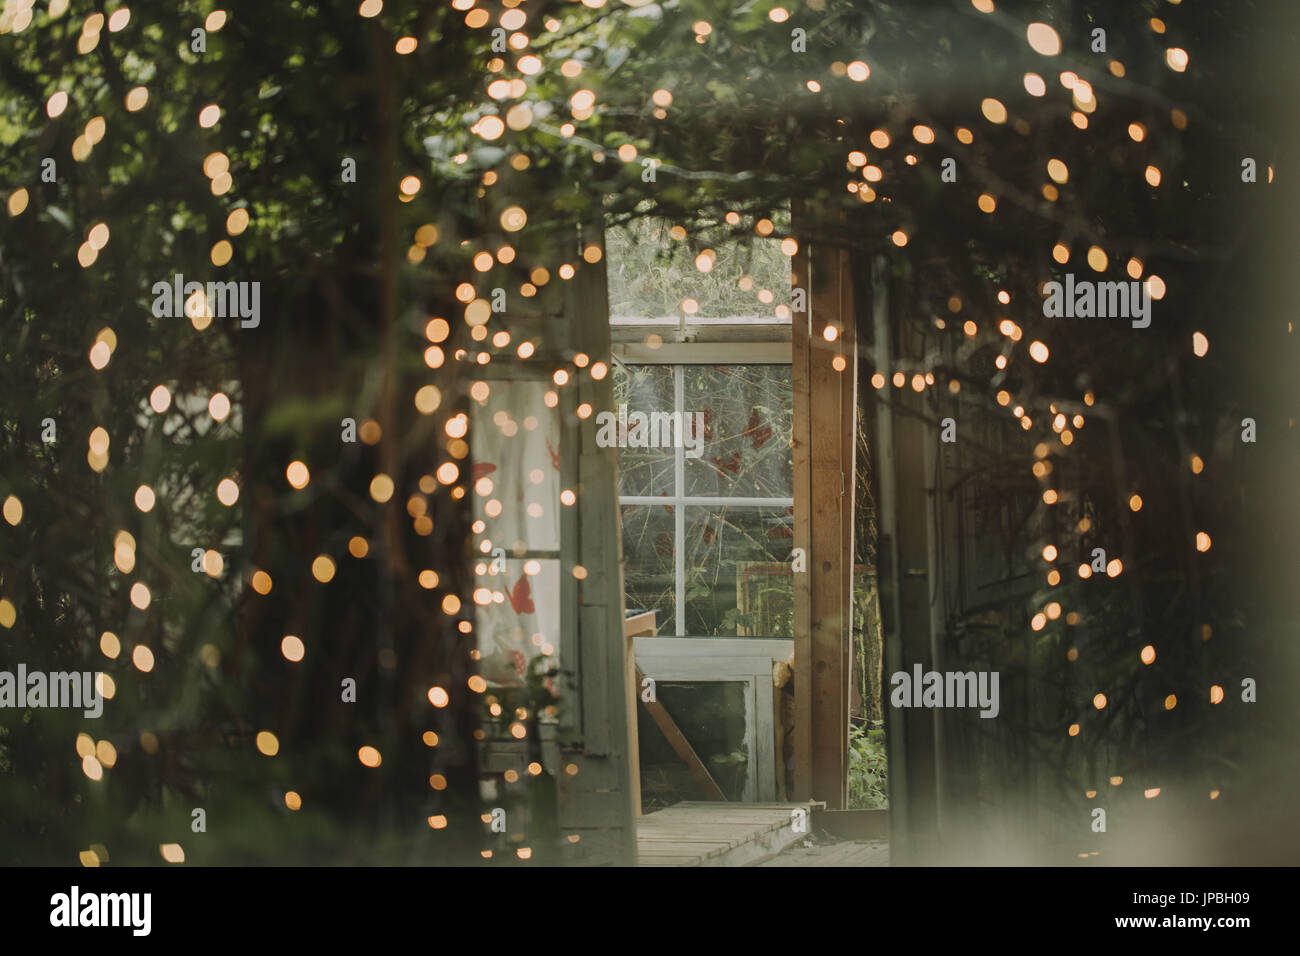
left=791, top=218, right=857, bottom=808
left=870, top=256, right=940, bottom=864
left=923, top=381, right=949, bottom=837
left=791, top=237, right=813, bottom=801
left=625, top=624, right=643, bottom=819
left=867, top=255, right=910, bottom=855
left=556, top=221, right=639, bottom=864
left=810, top=242, right=856, bottom=809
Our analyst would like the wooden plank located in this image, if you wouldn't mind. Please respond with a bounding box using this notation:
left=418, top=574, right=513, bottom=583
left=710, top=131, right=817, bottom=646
left=635, top=666, right=727, bottom=801
left=639, top=821, right=784, bottom=833
left=639, top=817, right=789, bottom=829
left=699, top=824, right=804, bottom=867
left=624, top=610, right=658, bottom=638
left=651, top=807, right=796, bottom=815
left=634, top=801, right=809, bottom=866
left=791, top=228, right=814, bottom=800
left=866, top=253, right=910, bottom=861
left=635, top=636, right=794, bottom=659
left=875, top=257, right=938, bottom=863
left=637, top=808, right=794, bottom=823
left=755, top=669, right=776, bottom=801
left=640, top=819, right=784, bottom=830
left=623, top=608, right=650, bottom=817
left=634, top=655, right=777, bottom=679
left=830, top=247, right=857, bottom=808
left=627, top=638, right=641, bottom=819
left=555, top=221, right=639, bottom=864
left=758, top=839, right=890, bottom=868
left=639, top=859, right=703, bottom=867
left=810, top=242, right=854, bottom=809
left=818, top=807, right=890, bottom=840
left=773, top=662, right=787, bottom=801
left=792, top=217, right=856, bottom=809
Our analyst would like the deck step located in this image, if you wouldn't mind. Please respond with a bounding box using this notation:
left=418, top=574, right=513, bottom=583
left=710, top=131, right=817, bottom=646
left=635, top=802, right=808, bottom=866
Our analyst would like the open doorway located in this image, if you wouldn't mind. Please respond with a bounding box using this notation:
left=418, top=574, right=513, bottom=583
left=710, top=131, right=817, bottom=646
left=607, top=216, right=796, bottom=812
left=605, top=215, right=888, bottom=862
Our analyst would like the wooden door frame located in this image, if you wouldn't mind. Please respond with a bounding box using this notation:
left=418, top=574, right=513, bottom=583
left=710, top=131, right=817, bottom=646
left=790, top=217, right=858, bottom=807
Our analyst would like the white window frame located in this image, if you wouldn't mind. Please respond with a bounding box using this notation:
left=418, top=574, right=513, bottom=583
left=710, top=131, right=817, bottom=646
left=634, top=637, right=793, bottom=802
left=615, top=349, right=793, bottom=637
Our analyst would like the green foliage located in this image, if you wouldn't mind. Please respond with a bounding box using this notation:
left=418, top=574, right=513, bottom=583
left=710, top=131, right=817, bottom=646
left=0, top=0, right=1293, bottom=866
left=0, top=0, right=496, bottom=864
left=849, top=719, right=888, bottom=810
left=606, top=213, right=791, bottom=318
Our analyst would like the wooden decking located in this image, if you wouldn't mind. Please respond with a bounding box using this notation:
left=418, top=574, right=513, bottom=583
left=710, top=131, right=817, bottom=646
left=758, top=839, right=889, bottom=866
left=636, top=802, right=810, bottom=866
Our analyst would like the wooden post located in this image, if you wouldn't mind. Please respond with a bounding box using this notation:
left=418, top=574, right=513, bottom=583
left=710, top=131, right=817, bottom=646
left=792, top=239, right=813, bottom=801
left=555, top=221, right=640, bottom=864
left=867, top=256, right=942, bottom=864
left=791, top=219, right=857, bottom=808
left=866, top=255, right=909, bottom=857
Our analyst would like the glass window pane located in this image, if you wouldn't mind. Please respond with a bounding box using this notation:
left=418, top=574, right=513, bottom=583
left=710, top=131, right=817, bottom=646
left=683, top=365, right=793, bottom=498
left=683, top=506, right=794, bottom=637
left=619, top=503, right=675, bottom=630
left=611, top=363, right=676, bottom=497
left=637, top=680, right=749, bottom=809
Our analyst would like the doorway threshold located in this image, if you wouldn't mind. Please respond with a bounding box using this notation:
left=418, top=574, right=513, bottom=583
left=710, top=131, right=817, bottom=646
left=635, top=802, right=809, bottom=866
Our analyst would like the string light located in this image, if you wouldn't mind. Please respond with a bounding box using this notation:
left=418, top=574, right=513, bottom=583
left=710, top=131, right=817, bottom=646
left=0, top=0, right=1242, bottom=869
